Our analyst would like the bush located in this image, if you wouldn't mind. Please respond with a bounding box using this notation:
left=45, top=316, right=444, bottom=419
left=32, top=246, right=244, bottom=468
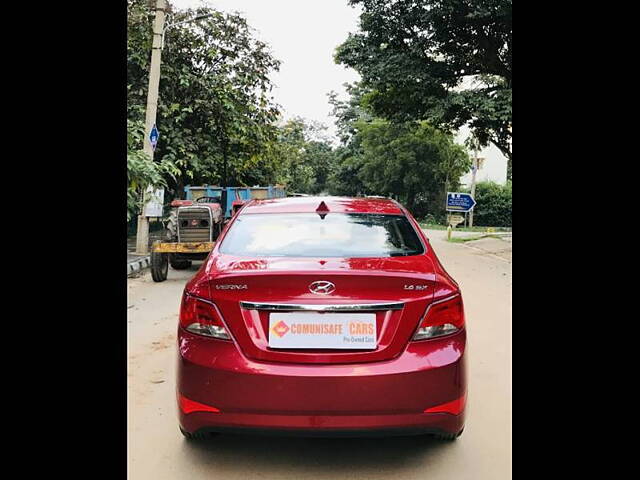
left=412, top=192, right=447, bottom=223
left=472, top=181, right=512, bottom=227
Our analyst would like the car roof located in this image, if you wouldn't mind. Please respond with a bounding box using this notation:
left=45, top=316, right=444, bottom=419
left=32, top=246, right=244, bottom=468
left=240, top=196, right=405, bottom=215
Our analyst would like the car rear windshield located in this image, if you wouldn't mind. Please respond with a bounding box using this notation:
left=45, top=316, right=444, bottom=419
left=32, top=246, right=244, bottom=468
left=219, top=213, right=425, bottom=257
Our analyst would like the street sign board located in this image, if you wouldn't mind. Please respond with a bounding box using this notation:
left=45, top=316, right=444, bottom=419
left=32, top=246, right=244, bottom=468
left=448, top=214, right=464, bottom=227
left=143, top=186, right=164, bottom=217
left=447, top=192, right=476, bottom=212
left=149, top=124, right=159, bottom=151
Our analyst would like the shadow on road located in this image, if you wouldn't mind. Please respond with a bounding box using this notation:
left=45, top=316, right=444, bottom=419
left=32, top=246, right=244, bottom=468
left=162, top=263, right=204, bottom=283
left=180, top=433, right=454, bottom=474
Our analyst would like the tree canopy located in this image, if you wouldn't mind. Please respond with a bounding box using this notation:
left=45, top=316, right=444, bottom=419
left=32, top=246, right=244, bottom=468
left=127, top=0, right=343, bottom=219
left=127, top=0, right=281, bottom=195
left=335, top=0, right=512, bottom=179
left=262, top=118, right=339, bottom=195
left=358, top=120, right=470, bottom=212
left=327, top=83, right=470, bottom=217
left=127, top=0, right=491, bottom=224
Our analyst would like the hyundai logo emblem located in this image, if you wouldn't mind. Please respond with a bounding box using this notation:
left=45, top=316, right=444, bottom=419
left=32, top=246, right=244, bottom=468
left=309, top=281, right=336, bottom=295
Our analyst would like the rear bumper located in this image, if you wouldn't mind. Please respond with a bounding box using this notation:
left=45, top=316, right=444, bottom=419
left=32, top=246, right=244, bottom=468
left=181, top=412, right=464, bottom=438
left=177, top=328, right=466, bottom=436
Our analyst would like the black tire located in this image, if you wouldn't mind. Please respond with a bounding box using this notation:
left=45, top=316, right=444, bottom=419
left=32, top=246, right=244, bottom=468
left=179, top=427, right=219, bottom=441
left=150, top=241, right=168, bottom=282
left=170, top=254, right=192, bottom=270
left=431, top=428, right=463, bottom=441
left=166, top=209, right=178, bottom=241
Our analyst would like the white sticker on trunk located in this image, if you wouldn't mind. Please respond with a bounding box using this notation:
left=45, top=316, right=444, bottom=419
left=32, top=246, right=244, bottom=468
left=268, top=312, right=377, bottom=349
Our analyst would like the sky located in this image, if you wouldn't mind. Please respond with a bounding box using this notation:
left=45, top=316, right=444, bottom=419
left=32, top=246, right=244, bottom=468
left=169, top=0, right=361, bottom=141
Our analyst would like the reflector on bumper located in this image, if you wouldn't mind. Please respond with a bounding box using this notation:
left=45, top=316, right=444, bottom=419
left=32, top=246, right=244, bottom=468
left=423, top=394, right=466, bottom=415
left=178, top=394, right=221, bottom=414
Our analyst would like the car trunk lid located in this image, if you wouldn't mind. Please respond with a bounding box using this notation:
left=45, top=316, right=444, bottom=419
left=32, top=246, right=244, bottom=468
left=196, top=255, right=437, bottom=364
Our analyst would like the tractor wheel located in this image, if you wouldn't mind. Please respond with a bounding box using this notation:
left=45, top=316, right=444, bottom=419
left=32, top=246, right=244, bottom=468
left=166, top=209, right=178, bottom=241
left=150, top=241, right=168, bottom=282
left=170, top=254, right=192, bottom=270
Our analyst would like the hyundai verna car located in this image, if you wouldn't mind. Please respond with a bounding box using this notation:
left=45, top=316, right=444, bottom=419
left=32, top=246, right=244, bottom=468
left=177, top=196, right=467, bottom=440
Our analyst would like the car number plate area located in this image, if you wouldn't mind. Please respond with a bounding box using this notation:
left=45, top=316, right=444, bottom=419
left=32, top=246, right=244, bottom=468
left=268, top=312, right=377, bottom=349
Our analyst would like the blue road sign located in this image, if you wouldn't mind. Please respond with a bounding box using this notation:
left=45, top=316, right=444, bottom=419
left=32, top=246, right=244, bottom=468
left=149, top=124, right=159, bottom=151
left=447, top=192, right=476, bottom=212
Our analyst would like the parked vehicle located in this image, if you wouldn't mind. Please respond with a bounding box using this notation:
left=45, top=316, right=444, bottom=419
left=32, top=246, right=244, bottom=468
left=176, top=196, right=467, bottom=439
left=150, top=185, right=285, bottom=282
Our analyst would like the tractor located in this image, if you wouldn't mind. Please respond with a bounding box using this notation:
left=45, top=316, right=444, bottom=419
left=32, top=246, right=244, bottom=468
left=150, top=185, right=285, bottom=282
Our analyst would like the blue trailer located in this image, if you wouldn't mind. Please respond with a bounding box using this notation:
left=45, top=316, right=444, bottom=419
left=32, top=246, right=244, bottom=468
left=183, top=185, right=286, bottom=218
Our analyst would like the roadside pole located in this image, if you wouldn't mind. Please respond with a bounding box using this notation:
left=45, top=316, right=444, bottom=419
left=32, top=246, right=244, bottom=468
left=135, top=0, right=168, bottom=255
left=468, top=152, right=478, bottom=228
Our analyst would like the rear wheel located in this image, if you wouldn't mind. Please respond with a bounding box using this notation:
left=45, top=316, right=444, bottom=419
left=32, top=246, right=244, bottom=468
left=150, top=241, right=168, bottom=282
left=170, top=254, right=192, bottom=270
left=431, top=428, right=463, bottom=441
left=179, top=427, right=219, bottom=441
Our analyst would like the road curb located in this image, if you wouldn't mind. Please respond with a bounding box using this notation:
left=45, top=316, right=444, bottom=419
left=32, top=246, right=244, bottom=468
left=128, top=256, right=151, bottom=276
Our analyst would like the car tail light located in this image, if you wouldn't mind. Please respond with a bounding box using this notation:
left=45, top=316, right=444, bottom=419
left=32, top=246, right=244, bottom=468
left=413, top=294, right=465, bottom=340
left=424, top=393, right=466, bottom=415
left=178, top=393, right=221, bottom=414
left=179, top=294, right=230, bottom=340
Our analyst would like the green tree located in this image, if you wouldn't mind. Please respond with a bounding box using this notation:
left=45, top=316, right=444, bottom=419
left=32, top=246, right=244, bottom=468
left=127, top=0, right=281, bottom=198
left=300, top=141, right=333, bottom=194
left=261, top=118, right=338, bottom=194
left=288, top=119, right=338, bottom=194
left=327, top=149, right=371, bottom=197
left=326, top=83, right=372, bottom=196
left=269, top=119, right=313, bottom=193
left=328, top=83, right=373, bottom=146
left=357, top=120, right=470, bottom=213
left=335, top=0, right=512, bottom=179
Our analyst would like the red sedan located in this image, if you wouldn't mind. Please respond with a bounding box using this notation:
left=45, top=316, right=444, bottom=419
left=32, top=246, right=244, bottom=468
left=177, top=196, right=467, bottom=440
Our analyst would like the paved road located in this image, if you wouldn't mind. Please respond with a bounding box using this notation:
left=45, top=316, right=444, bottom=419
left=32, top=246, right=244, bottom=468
left=127, top=230, right=511, bottom=479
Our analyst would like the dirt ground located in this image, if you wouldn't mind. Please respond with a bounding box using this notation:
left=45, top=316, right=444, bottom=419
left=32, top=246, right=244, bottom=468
left=127, top=229, right=512, bottom=479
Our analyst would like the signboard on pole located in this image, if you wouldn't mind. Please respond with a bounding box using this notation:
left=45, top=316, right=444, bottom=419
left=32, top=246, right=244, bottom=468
left=446, top=192, right=476, bottom=212
left=143, top=186, right=164, bottom=217
left=447, top=214, right=464, bottom=227
left=149, top=124, right=159, bottom=151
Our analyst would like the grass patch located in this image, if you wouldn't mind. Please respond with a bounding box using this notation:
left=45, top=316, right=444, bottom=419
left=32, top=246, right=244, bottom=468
left=448, top=235, right=485, bottom=243
left=419, top=223, right=511, bottom=233
left=447, top=234, right=504, bottom=243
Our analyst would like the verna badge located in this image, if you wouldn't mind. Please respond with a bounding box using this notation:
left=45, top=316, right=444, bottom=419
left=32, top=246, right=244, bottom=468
left=215, top=284, right=248, bottom=290
left=309, top=281, right=335, bottom=295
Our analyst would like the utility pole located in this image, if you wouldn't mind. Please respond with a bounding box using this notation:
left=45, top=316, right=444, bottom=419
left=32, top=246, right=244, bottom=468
left=134, top=4, right=212, bottom=254
left=468, top=150, right=478, bottom=228
left=135, top=0, right=168, bottom=255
